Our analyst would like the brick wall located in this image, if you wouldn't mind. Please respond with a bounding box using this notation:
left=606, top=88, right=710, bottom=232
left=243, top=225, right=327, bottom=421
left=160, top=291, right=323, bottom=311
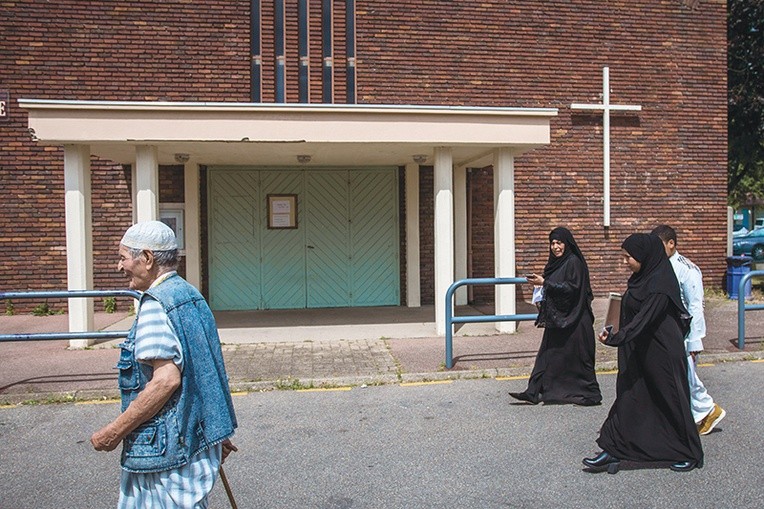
left=0, top=0, right=727, bottom=310
left=418, top=168, right=434, bottom=305
left=361, top=0, right=728, bottom=300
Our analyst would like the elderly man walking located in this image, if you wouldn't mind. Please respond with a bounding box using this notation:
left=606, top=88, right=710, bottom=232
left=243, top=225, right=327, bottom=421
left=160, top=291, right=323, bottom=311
left=91, top=221, right=238, bottom=508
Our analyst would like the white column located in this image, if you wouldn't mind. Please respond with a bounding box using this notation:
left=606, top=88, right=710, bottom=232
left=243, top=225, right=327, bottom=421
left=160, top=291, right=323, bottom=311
left=454, top=165, right=468, bottom=305
left=64, top=145, right=94, bottom=349
left=405, top=163, right=421, bottom=307
left=135, top=145, right=159, bottom=222
left=494, top=148, right=517, bottom=333
left=184, top=162, right=201, bottom=289
left=434, top=147, right=454, bottom=336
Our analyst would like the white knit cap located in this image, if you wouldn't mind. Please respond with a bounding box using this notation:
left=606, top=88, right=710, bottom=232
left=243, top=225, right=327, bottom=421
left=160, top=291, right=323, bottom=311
left=120, top=221, right=178, bottom=251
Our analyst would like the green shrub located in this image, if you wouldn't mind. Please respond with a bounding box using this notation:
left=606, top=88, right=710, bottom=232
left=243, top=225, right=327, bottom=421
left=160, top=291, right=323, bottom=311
left=103, top=297, right=117, bottom=313
left=32, top=301, right=53, bottom=316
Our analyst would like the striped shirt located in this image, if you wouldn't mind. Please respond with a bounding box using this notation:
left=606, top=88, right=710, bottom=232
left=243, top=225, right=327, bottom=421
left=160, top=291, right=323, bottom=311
left=118, top=273, right=221, bottom=509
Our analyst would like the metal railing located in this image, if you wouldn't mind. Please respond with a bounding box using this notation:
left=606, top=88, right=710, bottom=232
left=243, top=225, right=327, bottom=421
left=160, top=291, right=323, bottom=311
left=445, top=277, right=538, bottom=369
left=0, top=290, right=139, bottom=342
left=737, top=270, right=764, bottom=350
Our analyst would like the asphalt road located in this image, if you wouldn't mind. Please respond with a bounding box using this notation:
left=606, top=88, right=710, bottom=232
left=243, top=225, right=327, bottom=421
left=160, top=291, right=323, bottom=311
left=1, top=361, right=763, bottom=509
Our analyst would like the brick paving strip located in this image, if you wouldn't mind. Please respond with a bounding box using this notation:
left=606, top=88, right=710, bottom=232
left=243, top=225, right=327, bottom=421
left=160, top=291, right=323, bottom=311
left=223, top=340, right=401, bottom=391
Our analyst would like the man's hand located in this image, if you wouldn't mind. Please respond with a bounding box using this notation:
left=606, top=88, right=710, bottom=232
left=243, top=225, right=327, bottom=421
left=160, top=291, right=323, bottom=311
left=222, top=439, right=238, bottom=464
left=91, top=424, right=122, bottom=451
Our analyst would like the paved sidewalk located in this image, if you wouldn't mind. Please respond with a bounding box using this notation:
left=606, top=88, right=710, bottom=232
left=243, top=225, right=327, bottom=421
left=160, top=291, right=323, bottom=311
left=1, top=295, right=763, bottom=404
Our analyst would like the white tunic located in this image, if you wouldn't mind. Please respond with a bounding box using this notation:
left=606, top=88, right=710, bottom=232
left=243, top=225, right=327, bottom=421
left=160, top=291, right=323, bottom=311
left=668, top=251, right=706, bottom=353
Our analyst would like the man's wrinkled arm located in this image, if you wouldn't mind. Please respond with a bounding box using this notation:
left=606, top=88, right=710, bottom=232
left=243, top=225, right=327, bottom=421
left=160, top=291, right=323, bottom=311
left=91, top=359, right=181, bottom=451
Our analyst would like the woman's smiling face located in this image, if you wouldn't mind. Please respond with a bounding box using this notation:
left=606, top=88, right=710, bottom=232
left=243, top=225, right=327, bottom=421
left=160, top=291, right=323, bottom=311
left=550, top=239, right=565, bottom=258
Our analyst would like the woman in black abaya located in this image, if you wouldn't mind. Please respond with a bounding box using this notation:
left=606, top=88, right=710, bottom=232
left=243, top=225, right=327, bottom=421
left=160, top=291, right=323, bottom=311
left=509, top=227, right=602, bottom=406
left=583, top=233, right=703, bottom=474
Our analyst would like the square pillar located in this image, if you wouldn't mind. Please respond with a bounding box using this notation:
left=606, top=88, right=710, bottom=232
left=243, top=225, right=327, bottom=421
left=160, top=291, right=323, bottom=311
left=434, top=147, right=454, bottom=336
left=135, top=145, right=159, bottom=222
left=64, top=144, right=94, bottom=348
left=405, top=163, right=421, bottom=307
left=184, top=161, right=201, bottom=289
left=494, top=147, right=517, bottom=333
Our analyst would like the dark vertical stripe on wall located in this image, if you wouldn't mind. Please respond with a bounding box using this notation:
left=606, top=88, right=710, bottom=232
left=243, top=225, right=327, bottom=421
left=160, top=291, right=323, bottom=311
left=322, top=0, right=334, bottom=103
left=298, top=0, right=310, bottom=103
left=274, top=0, right=286, bottom=102
left=346, top=0, right=356, bottom=104
left=250, top=0, right=262, bottom=102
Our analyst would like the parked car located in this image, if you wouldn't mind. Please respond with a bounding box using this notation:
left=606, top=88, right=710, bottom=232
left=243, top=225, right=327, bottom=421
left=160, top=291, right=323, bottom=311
left=732, top=228, right=764, bottom=261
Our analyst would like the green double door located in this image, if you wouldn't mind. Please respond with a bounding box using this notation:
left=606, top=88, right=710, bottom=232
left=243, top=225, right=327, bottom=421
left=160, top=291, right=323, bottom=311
left=208, top=168, right=400, bottom=310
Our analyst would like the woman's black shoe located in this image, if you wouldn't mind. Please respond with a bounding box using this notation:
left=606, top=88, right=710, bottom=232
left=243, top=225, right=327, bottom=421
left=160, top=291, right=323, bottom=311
left=670, top=458, right=704, bottom=472
left=582, top=451, right=620, bottom=474
left=508, top=392, right=539, bottom=404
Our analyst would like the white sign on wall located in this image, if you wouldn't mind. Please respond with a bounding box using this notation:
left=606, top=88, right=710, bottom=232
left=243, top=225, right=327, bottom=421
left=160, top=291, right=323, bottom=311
left=0, top=91, right=8, bottom=122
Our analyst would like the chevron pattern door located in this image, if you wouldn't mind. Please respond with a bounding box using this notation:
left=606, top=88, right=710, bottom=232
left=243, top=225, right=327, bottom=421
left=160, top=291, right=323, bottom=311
left=208, top=170, right=260, bottom=310
left=349, top=169, right=400, bottom=306
left=305, top=171, right=351, bottom=307
left=261, top=171, right=305, bottom=309
left=208, top=168, right=399, bottom=310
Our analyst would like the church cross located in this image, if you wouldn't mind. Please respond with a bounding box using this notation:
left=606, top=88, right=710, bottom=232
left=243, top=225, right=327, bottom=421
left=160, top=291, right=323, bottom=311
left=571, top=67, right=641, bottom=227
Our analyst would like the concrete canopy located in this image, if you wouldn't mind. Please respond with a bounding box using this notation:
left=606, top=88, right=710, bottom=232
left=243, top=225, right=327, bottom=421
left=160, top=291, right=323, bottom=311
left=20, top=99, right=557, bottom=343
left=20, top=100, right=557, bottom=167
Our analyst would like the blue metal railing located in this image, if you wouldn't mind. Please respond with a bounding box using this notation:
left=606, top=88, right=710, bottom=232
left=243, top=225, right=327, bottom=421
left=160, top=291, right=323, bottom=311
left=0, top=290, right=139, bottom=342
left=737, top=271, right=764, bottom=350
left=445, top=278, right=538, bottom=369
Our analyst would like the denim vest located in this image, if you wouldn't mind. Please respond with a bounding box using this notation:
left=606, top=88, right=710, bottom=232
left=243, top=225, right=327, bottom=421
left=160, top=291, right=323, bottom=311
left=117, top=273, right=237, bottom=473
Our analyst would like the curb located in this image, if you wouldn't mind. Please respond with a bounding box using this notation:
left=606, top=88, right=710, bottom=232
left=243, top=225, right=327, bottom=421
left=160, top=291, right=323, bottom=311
left=2, top=350, right=762, bottom=406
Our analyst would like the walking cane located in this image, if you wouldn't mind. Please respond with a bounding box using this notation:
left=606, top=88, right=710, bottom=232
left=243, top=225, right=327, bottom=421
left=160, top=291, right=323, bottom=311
left=220, top=466, right=238, bottom=509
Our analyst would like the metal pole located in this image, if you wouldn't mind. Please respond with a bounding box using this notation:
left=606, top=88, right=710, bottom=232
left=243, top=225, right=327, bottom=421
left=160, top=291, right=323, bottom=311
left=738, top=272, right=748, bottom=350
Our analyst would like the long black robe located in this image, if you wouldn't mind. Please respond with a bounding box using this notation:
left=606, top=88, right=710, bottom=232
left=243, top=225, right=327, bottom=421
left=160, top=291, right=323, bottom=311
left=597, top=235, right=703, bottom=464
left=519, top=242, right=602, bottom=405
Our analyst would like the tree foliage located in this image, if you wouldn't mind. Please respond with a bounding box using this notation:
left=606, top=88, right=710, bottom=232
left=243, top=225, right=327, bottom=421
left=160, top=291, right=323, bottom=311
left=728, top=0, right=764, bottom=206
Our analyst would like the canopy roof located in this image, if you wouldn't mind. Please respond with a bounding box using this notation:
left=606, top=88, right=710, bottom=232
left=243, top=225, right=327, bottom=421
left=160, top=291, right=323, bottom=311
left=21, top=100, right=558, bottom=168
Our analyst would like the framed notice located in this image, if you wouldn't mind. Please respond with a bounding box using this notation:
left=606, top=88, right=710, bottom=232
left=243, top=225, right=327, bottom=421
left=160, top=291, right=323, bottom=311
left=159, top=204, right=185, bottom=250
left=267, top=194, right=297, bottom=229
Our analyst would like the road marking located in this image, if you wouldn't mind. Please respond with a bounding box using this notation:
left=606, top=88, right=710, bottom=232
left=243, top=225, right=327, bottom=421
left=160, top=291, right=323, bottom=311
left=75, top=399, right=120, bottom=405
left=230, top=391, right=248, bottom=397
left=400, top=380, right=453, bottom=387
left=297, top=387, right=353, bottom=392
left=496, top=375, right=529, bottom=381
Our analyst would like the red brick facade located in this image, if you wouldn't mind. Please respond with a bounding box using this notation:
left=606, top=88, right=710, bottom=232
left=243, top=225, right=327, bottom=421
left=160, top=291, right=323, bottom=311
left=0, top=1, right=727, bottom=310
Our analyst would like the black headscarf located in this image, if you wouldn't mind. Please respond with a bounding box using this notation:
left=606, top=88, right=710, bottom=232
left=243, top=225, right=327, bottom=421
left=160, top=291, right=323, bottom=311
left=621, top=233, right=687, bottom=315
left=543, top=227, right=593, bottom=303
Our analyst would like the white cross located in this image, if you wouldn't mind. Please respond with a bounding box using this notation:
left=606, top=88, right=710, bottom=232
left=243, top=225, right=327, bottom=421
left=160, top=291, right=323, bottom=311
left=571, top=67, right=641, bottom=227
